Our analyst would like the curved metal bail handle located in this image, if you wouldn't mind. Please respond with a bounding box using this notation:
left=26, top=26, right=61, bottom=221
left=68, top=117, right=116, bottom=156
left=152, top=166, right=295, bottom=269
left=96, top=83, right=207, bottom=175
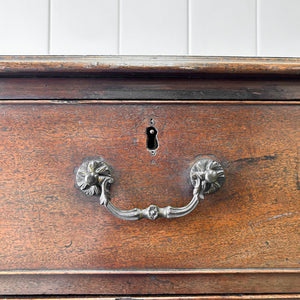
left=76, top=157, right=225, bottom=221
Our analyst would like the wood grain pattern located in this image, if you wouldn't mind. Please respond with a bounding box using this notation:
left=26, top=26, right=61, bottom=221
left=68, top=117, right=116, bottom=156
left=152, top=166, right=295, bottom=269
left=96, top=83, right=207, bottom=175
left=1, top=56, right=300, bottom=101
left=1, top=100, right=300, bottom=105
left=0, top=56, right=300, bottom=76
left=0, top=273, right=299, bottom=295
left=0, top=103, right=299, bottom=295
left=3, top=296, right=300, bottom=300
left=1, top=78, right=300, bottom=100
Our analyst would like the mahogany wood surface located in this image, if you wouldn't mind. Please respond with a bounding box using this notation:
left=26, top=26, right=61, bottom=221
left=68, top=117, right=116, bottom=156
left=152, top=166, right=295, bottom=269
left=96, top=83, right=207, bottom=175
left=1, top=56, right=300, bottom=101
left=0, top=56, right=300, bottom=77
left=0, top=56, right=299, bottom=296
left=0, top=272, right=299, bottom=295
left=1, top=78, right=300, bottom=100
left=0, top=103, right=299, bottom=295
left=4, top=297, right=300, bottom=300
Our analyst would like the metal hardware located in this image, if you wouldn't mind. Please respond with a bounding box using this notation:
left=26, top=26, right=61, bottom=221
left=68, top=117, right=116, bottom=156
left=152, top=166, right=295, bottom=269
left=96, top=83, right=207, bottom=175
left=146, top=125, right=158, bottom=152
left=146, top=119, right=159, bottom=155
left=75, top=157, right=225, bottom=221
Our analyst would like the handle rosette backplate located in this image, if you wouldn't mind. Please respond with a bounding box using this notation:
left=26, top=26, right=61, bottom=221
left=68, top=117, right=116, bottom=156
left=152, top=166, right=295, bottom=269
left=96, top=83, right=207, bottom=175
left=76, top=157, right=225, bottom=221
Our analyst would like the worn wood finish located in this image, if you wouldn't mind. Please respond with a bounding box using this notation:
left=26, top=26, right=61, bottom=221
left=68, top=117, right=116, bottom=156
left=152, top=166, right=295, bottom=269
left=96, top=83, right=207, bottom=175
left=4, top=297, right=300, bottom=300
left=1, top=100, right=300, bottom=105
left=0, top=56, right=300, bottom=77
left=91, top=297, right=300, bottom=300
left=4, top=294, right=300, bottom=300
left=126, top=297, right=300, bottom=300
left=0, top=103, right=299, bottom=295
left=1, top=56, right=300, bottom=101
left=0, top=57, right=299, bottom=296
left=0, top=272, right=299, bottom=295
left=1, top=78, right=300, bottom=100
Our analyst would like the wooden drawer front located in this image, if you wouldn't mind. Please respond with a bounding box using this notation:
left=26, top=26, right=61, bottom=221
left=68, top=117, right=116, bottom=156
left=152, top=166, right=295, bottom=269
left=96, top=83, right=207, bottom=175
left=0, top=103, right=299, bottom=295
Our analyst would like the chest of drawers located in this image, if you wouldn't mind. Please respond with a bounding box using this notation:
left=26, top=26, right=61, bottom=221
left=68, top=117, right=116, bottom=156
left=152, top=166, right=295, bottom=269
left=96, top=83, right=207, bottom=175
left=0, top=56, right=299, bottom=298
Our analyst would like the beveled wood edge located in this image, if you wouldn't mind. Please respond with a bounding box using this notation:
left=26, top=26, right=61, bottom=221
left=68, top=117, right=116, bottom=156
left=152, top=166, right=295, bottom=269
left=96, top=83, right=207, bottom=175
left=0, top=100, right=300, bottom=105
left=0, top=56, right=300, bottom=77
left=1, top=272, right=298, bottom=295
left=1, top=269, right=299, bottom=275
left=2, top=296, right=300, bottom=300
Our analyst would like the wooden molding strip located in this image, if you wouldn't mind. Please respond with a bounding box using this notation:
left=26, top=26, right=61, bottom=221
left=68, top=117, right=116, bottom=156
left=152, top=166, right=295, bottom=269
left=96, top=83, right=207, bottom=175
left=0, top=270, right=298, bottom=295
left=0, top=100, right=300, bottom=104
left=4, top=297, right=299, bottom=300
left=0, top=56, right=300, bottom=77
left=1, top=268, right=299, bottom=276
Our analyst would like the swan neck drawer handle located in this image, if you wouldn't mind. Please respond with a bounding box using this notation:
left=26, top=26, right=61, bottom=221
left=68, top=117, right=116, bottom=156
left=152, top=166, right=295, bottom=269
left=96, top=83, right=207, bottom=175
left=75, top=157, right=225, bottom=221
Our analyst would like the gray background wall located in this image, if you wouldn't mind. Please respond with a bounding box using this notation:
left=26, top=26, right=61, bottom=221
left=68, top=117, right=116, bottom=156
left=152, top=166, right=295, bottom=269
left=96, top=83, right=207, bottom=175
left=0, top=0, right=299, bottom=56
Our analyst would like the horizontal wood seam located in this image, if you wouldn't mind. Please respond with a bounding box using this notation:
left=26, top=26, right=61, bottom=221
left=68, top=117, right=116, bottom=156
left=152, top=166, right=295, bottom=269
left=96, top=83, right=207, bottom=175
left=1, top=269, right=300, bottom=275
left=3, top=296, right=300, bottom=300
left=0, top=100, right=300, bottom=105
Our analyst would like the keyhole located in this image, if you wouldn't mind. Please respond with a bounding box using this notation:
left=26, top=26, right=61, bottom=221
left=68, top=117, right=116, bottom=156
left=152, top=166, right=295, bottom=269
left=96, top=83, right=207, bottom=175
left=146, top=126, right=158, bottom=152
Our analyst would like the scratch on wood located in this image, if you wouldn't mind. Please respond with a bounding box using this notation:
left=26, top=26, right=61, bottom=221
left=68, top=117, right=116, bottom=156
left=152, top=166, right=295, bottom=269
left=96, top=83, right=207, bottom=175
left=248, top=221, right=257, bottom=235
left=65, top=240, right=73, bottom=248
left=233, top=155, right=276, bottom=164
left=266, top=212, right=295, bottom=222
left=150, top=275, right=174, bottom=287
left=250, top=212, right=298, bottom=228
